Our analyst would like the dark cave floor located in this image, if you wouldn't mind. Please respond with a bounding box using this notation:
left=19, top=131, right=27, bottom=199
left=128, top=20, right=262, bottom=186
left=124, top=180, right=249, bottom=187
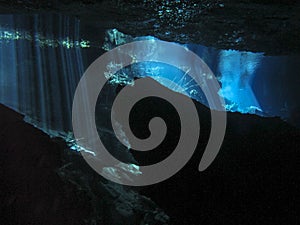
left=1, top=86, right=299, bottom=224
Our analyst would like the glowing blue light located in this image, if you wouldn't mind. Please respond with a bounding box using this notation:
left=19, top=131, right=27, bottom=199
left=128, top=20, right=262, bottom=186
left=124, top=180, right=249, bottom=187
left=1, top=19, right=300, bottom=137
left=0, top=14, right=85, bottom=133
left=218, top=50, right=263, bottom=113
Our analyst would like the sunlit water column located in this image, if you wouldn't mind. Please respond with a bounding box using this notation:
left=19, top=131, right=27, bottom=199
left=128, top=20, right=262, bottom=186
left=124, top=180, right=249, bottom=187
left=0, top=14, right=88, bottom=133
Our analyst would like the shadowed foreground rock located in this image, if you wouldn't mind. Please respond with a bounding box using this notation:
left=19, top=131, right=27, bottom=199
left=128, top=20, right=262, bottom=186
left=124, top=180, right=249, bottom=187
left=0, top=104, right=169, bottom=225
left=0, top=104, right=91, bottom=224
left=129, top=88, right=300, bottom=225
left=0, top=84, right=299, bottom=224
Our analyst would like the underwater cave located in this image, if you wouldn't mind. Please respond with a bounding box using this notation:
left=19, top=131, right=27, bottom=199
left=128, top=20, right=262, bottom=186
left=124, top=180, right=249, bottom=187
left=0, top=1, right=299, bottom=225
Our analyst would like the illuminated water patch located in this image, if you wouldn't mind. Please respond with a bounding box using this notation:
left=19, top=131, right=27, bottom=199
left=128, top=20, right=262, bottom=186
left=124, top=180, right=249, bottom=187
left=103, top=29, right=300, bottom=123
left=217, top=50, right=263, bottom=114
left=1, top=16, right=300, bottom=137
left=0, top=14, right=87, bottom=133
left=0, top=16, right=90, bottom=48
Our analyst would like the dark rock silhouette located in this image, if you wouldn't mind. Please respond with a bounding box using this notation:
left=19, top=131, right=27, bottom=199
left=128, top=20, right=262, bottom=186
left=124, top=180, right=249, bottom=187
left=0, top=104, right=169, bottom=225
left=129, top=95, right=300, bottom=225
left=0, top=104, right=91, bottom=225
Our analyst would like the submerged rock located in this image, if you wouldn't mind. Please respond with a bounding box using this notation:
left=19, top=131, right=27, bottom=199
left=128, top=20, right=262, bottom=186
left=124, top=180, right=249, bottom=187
left=0, top=104, right=169, bottom=225
left=127, top=84, right=300, bottom=225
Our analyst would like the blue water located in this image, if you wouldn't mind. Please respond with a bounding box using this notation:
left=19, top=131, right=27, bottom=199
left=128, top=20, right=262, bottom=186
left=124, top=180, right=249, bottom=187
left=1, top=13, right=300, bottom=136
